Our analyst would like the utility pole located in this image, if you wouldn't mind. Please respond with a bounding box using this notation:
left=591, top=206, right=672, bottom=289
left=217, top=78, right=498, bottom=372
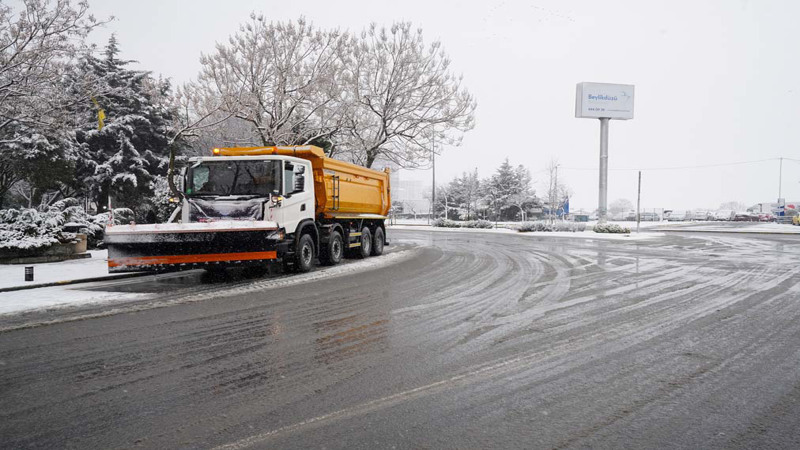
left=431, top=131, right=436, bottom=222
left=778, top=157, right=783, bottom=201
left=636, top=171, right=642, bottom=233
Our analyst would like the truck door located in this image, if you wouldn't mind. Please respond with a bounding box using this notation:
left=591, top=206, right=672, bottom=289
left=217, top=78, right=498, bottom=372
left=277, top=160, right=314, bottom=232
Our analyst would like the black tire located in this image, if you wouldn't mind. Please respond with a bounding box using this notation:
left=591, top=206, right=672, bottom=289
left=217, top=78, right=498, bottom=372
left=294, top=234, right=315, bottom=273
left=320, top=230, right=343, bottom=265
left=356, top=227, right=371, bottom=259
left=371, top=227, right=384, bottom=256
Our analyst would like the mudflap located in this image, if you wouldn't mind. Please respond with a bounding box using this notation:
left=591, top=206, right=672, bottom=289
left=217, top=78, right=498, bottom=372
left=106, top=229, right=283, bottom=273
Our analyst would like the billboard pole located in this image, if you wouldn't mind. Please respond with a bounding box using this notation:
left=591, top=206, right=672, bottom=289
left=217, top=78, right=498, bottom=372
left=576, top=82, right=633, bottom=225
left=598, top=118, right=609, bottom=224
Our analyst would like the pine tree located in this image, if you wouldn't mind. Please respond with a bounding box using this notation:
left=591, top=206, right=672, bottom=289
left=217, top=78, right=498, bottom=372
left=484, top=158, right=537, bottom=221
left=71, top=36, right=177, bottom=211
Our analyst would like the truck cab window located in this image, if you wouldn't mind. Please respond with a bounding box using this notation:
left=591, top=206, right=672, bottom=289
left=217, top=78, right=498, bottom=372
left=191, top=166, right=209, bottom=194
left=284, top=163, right=295, bottom=195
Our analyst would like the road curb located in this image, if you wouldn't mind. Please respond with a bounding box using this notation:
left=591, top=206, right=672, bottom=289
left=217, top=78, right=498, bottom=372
left=0, top=272, right=149, bottom=293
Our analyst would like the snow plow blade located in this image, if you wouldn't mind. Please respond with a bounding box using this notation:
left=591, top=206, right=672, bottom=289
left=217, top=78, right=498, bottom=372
left=104, top=221, right=283, bottom=273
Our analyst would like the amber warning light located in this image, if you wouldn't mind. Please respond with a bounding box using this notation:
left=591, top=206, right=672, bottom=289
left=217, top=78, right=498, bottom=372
left=212, top=148, right=221, bottom=155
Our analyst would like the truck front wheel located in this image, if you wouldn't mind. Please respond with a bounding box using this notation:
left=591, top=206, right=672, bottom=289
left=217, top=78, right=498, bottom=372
left=295, top=234, right=315, bottom=273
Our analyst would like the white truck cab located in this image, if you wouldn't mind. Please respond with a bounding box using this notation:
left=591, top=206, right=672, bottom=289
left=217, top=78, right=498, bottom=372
left=181, top=155, right=314, bottom=233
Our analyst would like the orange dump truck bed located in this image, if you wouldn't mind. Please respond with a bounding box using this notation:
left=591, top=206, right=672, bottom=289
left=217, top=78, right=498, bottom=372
left=214, top=146, right=391, bottom=218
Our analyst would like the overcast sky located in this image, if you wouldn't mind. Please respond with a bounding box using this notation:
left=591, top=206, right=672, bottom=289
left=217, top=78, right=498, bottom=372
left=86, top=0, right=800, bottom=211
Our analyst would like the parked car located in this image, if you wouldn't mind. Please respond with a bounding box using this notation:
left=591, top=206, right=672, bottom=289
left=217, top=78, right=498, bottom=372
left=793, top=215, right=800, bottom=226
left=758, top=213, right=775, bottom=222
left=640, top=211, right=660, bottom=221
left=713, top=210, right=735, bottom=221
left=733, top=211, right=757, bottom=221
left=667, top=210, right=688, bottom=221
left=692, top=210, right=711, bottom=221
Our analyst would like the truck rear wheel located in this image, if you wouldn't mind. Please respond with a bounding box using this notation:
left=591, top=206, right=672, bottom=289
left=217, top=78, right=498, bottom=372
left=320, top=230, right=343, bottom=265
left=294, top=234, right=315, bottom=273
left=371, top=227, right=384, bottom=256
left=356, top=227, right=371, bottom=259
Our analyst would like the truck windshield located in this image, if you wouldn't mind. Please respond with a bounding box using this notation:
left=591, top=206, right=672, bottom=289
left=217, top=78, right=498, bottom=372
left=186, top=160, right=282, bottom=197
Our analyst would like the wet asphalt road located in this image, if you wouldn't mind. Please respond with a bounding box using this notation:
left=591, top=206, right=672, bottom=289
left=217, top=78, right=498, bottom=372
left=1, top=229, right=800, bottom=449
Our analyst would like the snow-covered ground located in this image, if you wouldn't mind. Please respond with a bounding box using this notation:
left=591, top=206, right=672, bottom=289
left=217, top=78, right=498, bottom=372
left=0, top=285, right=148, bottom=317
left=390, top=218, right=800, bottom=234
left=390, top=218, right=669, bottom=229
left=388, top=224, right=663, bottom=241
left=654, top=221, right=800, bottom=234
left=0, top=250, right=119, bottom=290
left=0, top=248, right=418, bottom=319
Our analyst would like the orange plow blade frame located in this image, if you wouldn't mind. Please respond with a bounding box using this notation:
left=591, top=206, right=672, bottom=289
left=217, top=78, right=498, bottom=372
left=108, top=251, right=278, bottom=269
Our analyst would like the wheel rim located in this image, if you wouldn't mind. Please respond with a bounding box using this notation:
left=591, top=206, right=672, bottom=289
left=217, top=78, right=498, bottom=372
left=332, top=239, right=341, bottom=260
left=362, top=233, right=370, bottom=253
left=302, top=243, right=312, bottom=266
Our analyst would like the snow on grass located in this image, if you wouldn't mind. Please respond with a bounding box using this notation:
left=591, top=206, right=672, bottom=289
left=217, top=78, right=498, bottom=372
left=0, top=250, right=118, bottom=290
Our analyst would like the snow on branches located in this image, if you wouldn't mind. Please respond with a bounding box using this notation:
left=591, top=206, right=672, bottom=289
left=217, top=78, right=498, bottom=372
left=193, top=17, right=476, bottom=168
left=0, top=0, right=109, bottom=139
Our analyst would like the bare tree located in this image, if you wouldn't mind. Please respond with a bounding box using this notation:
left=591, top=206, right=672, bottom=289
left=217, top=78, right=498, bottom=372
left=719, top=201, right=748, bottom=211
left=0, top=0, right=107, bottom=141
left=609, top=198, right=633, bottom=215
left=544, top=159, right=570, bottom=219
left=196, top=15, right=348, bottom=148
left=341, top=22, right=476, bottom=168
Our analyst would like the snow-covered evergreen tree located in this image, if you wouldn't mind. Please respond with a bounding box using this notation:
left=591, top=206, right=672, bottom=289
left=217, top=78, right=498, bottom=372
left=0, top=122, right=72, bottom=208
left=484, top=158, right=538, bottom=221
left=71, top=36, right=177, bottom=210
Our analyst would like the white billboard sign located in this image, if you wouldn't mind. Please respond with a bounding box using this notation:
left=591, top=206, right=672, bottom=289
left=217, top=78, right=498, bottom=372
left=575, top=82, right=635, bottom=120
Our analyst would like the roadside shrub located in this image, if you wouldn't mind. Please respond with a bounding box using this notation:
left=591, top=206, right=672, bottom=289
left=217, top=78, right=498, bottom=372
left=0, top=199, right=135, bottom=251
left=0, top=206, right=76, bottom=252
left=593, top=223, right=631, bottom=234
left=462, top=219, right=494, bottom=229
left=432, top=218, right=496, bottom=229
left=432, top=218, right=460, bottom=228
left=516, top=221, right=586, bottom=232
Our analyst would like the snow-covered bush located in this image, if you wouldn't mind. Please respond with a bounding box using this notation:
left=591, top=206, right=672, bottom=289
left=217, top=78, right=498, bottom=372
left=0, top=206, right=76, bottom=252
left=432, top=218, right=495, bottom=229
left=432, top=218, right=461, bottom=228
left=593, top=223, right=631, bottom=234
left=516, top=221, right=586, bottom=232
left=461, top=220, right=494, bottom=229
left=0, top=199, right=136, bottom=252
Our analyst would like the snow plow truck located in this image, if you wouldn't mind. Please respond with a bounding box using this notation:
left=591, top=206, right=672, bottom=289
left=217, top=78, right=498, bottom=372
left=104, top=145, right=391, bottom=273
